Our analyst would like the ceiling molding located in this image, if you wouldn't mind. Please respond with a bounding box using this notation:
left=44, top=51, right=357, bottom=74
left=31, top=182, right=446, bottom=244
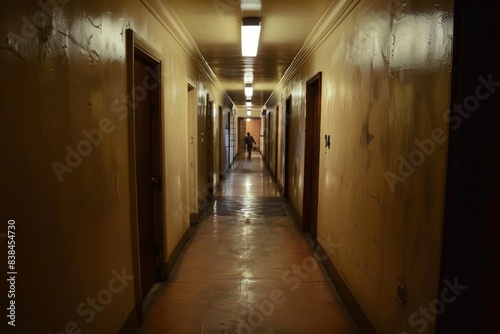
left=140, top=0, right=232, bottom=104
left=265, top=0, right=361, bottom=107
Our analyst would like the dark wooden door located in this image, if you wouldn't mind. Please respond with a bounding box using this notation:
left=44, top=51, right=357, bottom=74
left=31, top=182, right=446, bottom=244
left=437, top=1, right=500, bottom=332
left=266, top=112, right=271, bottom=165
left=134, top=52, right=161, bottom=299
left=284, top=96, right=292, bottom=197
left=239, top=118, right=246, bottom=154
left=274, top=106, right=279, bottom=175
left=206, top=96, right=214, bottom=196
left=303, top=72, right=322, bottom=241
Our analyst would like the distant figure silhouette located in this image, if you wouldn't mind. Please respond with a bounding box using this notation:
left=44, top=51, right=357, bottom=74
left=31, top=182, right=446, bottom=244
left=244, top=132, right=257, bottom=158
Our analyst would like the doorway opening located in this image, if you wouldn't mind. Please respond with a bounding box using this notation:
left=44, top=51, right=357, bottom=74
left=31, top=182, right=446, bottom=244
left=302, top=72, right=322, bottom=242
left=239, top=117, right=261, bottom=156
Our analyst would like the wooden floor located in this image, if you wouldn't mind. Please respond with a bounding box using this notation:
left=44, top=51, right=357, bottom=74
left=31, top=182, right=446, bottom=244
left=136, top=153, right=360, bottom=333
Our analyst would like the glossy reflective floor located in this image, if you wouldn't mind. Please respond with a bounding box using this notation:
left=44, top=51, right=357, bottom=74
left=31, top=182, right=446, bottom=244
left=137, top=153, right=360, bottom=333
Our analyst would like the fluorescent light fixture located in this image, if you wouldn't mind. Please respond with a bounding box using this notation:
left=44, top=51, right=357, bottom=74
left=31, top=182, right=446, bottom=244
left=241, top=17, right=261, bottom=57
left=247, top=110, right=252, bottom=116
left=244, top=71, right=254, bottom=83
left=246, top=118, right=251, bottom=122
left=244, top=83, right=253, bottom=97
left=241, top=0, right=262, bottom=12
left=246, top=100, right=252, bottom=107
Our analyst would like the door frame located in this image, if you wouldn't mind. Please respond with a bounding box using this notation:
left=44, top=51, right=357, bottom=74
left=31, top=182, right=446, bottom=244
left=126, top=29, right=166, bottom=310
left=302, top=72, right=322, bottom=242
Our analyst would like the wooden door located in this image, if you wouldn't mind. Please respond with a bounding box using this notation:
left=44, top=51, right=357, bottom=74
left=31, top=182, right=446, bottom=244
left=302, top=72, right=322, bottom=241
left=206, top=96, right=214, bottom=196
left=133, top=49, right=163, bottom=299
left=239, top=118, right=247, bottom=154
left=274, top=106, right=279, bottom=176
left=437, top=1, right=500, bottom=332
left=284, top=96, right=292, bottom=197
left=266, top=112, right=271, bottom=165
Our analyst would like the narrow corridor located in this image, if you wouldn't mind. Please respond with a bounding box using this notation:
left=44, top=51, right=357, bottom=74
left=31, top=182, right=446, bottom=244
left=137, top=153, right=360, bottom=333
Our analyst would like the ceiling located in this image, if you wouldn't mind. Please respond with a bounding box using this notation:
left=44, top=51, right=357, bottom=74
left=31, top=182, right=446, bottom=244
left=166, top=0, right=335, bottom=110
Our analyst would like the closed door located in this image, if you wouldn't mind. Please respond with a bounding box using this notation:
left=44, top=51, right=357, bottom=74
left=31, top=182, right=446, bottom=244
left=239, top=118, right=247, bottom=154
left=284, top=96, right=292, bottom=197
left=303, top=72, right=322, bottom=241
left=134, top=51, right=162, bottom=299
left=206, top=96, right=214, bottom=196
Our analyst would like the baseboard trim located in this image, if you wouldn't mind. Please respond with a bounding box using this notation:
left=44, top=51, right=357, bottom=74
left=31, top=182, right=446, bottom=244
left=118, top=302, right=142, bottom=334
left=285, top=197, right=302, bottom=230
left=189, top=212, right=199, bottom=224
left=315, top=242, right=377, bottom=334
left=166, top=226, right=194, bottom=277
left=285, top=198, right=375, bottom=332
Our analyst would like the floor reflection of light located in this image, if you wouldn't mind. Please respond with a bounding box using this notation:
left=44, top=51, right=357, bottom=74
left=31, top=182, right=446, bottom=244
left=242, top=269, right=254, bottom=279
left=242, top=196, right=253, bottom=217
left=242, top=223, right=252, bottom=236
left=245, top=179, right=252, bottom=192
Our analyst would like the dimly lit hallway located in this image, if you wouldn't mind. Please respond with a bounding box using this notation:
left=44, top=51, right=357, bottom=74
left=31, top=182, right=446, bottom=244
left=137, top=153, right=360, bottom=333
left=2, top=1, right=499, bottom=333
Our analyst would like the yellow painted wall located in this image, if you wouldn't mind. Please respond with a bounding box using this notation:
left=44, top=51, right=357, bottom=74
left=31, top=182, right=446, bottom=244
left=0, top=0, right=232, bottom=332
left=267, top=0, right=454, bottom=332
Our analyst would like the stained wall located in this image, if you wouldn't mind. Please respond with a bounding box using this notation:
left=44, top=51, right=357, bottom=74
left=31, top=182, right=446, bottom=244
left=0, top=0, right=232, bottom=332
left=266, top=0, right=454, bottom=332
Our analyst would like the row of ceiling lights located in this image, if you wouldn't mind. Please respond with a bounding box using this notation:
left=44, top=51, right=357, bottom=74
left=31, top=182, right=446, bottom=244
left=241, top=17, right=261, bottom=116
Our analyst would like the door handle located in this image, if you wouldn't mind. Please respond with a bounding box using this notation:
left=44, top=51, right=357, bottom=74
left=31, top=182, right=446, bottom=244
left=151, top=176, right=161, bottom=191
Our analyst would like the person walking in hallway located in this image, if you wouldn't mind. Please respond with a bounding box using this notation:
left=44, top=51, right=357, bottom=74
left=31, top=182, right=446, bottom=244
left=244, top=132, right=256, bottom=158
